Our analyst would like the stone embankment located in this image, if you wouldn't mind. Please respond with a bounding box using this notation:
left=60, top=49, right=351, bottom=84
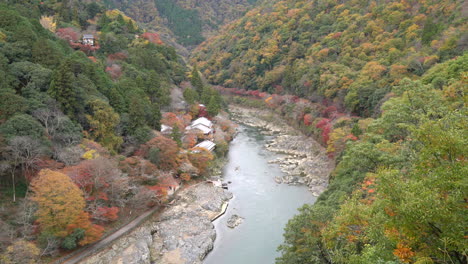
left=78, top=183, right=232, bottom=264
left=230, top=105, right=334, bottom=196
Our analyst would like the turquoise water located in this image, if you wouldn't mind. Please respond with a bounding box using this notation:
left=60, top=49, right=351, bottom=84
left=204, top=126, right=316, bottom=264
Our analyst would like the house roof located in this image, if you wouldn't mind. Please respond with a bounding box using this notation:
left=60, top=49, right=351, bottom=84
left=161, top=124, right=173, bottom=133
left=191, top=117, right=212, bottom=128
left=195, top=140, right=216, bottom=151
left=189, top=123, right=212, bottom=134
left=83, top=34, right=94, bottom=39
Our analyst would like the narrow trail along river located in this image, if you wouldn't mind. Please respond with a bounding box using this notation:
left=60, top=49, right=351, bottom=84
left=204, top=125, right=316, bottom=264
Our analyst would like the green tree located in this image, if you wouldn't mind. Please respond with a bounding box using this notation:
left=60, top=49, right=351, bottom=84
left=183, top=87, right=199, bottom=105
left=207, top=95, right=221, bottom=117
left=48, top=59, right=77, bottom=117
left=0, top=114, right=44, bottom=140
left=85, top=99, right=122, bottom=152
left=128, top=95, right=146, bottom=132
left=190, top=66, right=204, bottom=95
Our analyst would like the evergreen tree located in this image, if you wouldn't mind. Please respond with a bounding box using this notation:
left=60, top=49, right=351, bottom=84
left=207, top=95, right=221, bottom=117
left=149, top=102, right=162, bottom=130
left=48, top=59, right=77, bottom=118
left=183, top=87, right=198, bottom=105
left=170, top=125, right=182, bottom=147
left=190, top=66, right=204, bottom=95
left=128, top=96, right=146, bottom=132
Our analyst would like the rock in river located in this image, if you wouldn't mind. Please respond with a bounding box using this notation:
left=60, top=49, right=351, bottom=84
left=226, top=214, right=243, bottom=229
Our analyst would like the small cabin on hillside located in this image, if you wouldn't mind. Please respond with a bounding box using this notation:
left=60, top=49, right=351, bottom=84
left=161, top=124, right=173, bottom=135
left=194, top=140, right=216, bottom=152
left=82, top=34, right=95, bottom=46
left=186, top=117, right=213, bottom=135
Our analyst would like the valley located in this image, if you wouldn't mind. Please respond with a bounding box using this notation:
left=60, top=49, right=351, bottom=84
left=0, top=0, right=466, bottom=263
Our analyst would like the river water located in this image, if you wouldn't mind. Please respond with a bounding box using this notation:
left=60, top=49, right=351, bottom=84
left=204, top=125, right=316, bottom=264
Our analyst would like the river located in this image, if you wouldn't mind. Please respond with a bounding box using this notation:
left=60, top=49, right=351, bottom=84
left=204, top=125, right=316, bottom=264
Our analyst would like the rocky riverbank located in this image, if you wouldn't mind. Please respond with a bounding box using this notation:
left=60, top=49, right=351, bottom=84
left=78, top=183, right=232, bottom=264
left=230, top=105, right=333, bottom=196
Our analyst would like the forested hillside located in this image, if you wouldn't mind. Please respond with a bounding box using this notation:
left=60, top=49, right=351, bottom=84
left=0, top=1, right=231, bottom=261
left=104, top=0, right=258, bottom=46
left=192, top=0, right=467, bottom=263
left=192, top=0, right=466, bottom=116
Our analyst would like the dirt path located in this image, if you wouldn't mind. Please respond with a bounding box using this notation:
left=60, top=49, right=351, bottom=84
left=56, top=208, right=159, bottom=264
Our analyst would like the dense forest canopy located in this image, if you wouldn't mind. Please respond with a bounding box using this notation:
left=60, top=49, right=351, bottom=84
left=0, top=0, right=229, bottom=261
left=192, top=0, right=467, bottom=263
left=0, top=0, right=466, bottom=263
left=102, top=0, right=259, bottom=46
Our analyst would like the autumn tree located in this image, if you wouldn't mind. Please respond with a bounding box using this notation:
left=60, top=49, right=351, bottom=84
left=0, top=239, right=40, bottom=264
left=86, top=99, right=123, bottom=152
left=188, top=147, right=214, bottom=175
left=139, top=135, right=179, bottom=171
left=30, top=170, right=88, bottom=238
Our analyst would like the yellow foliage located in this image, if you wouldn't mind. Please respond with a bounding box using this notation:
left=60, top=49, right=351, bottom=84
left=326, top=127, right=348, bottom=154
left=362, top=61, right=386, bottom=80
left=106, top=9, right=138, bottom=28
left=4, top=240, right=40, bottom=264
left=0, top=31, right=6, bottom=43
left=82, top=149, right=99, bottom=160
left=316, top=48, right=329, bottom=59
left=30, top=170, right=86, bottom=238
left=39, top=16, right=56, bottom=32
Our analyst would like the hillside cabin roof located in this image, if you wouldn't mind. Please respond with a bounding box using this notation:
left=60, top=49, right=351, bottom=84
left=191, top=117, right=212, bottom=128
left=189, top=123, right=212, bottom=134
left=161, top=124, right=173, bottom=134
left=82, top=34, right=95, bottom=45
left=195, top=140, right=216, bottom=152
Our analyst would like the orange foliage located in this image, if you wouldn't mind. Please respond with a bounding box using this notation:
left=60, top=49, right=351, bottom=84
left=141, top=32, right=163, bottom=45
left=393, top=242, right=416, bottom=263
left=188, top=147, right=214, bottom=175
left=30, top=170, right=89, bottom=238
left=139, top=135, right=180, bottom=171
left=161, top=112, right=184, bottom=130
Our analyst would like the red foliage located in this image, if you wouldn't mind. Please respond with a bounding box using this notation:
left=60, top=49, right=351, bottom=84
left=94, top=206, right=119, bottom=221
left=274, top=85, right=284, bottom=94
left=315, top=118, right=331, bottom=129
left=345, top=134, right=358, bottom=141
left=322, top=106, right=338, bottom=119
left=141, top=32, right=164, bottom=45
left=138, top=136, right=179, bottom=171
left=316, top=118, right=332, bottom=144
left=56, top=27, right=80, bottom=42
left=322, top=125, right=331, bottom=144
left=198, top=105, right=208, bottom=118
left=88, top=56, right=98, bottom=63
left=303, top=114, right=314, bottom=126
left=105, top=64, right=122, bottom=80
left=161, top=112, right=184, bottom=130
left=66, top=212, right=104, bottom=246
left=332, top=32, right=342, bottom=39
left=107, top=52, right=128, bottom=63
left=119, top=156, right=158, bottom=177
left=183, top=133, right=198, bottom=149
left=188, top=147, right=214, bottom=175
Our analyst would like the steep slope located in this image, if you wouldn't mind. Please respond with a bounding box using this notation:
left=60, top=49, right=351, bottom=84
left=0, top=1, right=226, bottom=260
left=192, top=0, right=467, bottom=116
left=104, top=0, right=259, bottom=48
left=191, top=0, right=467, bottom=263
